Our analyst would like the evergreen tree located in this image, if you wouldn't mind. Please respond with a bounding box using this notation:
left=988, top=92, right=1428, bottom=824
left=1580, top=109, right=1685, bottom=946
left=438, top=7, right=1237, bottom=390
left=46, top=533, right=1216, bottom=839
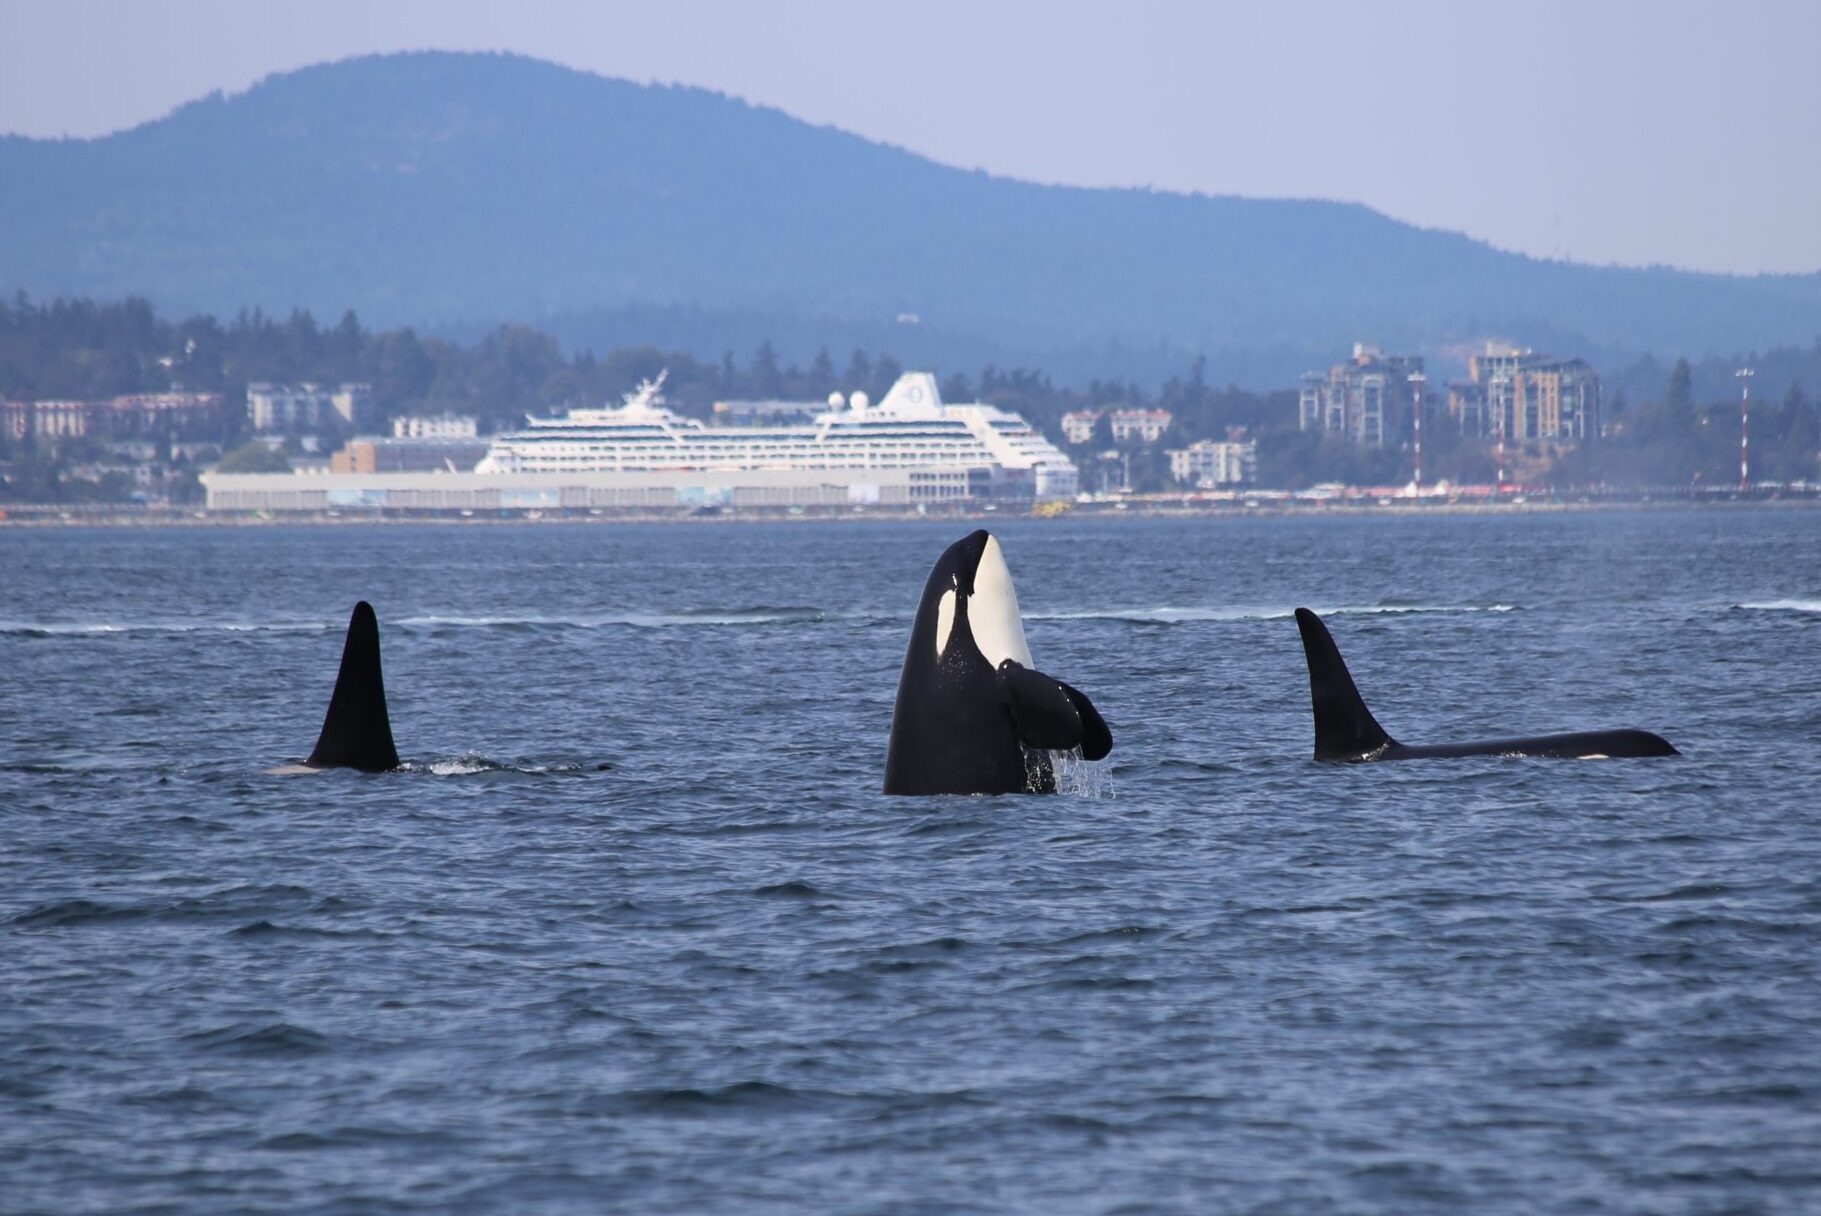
left=807, top=348, right=835, bottom=398
left=1665, top=358, right=1694, bottom=421
left=843, top=350, right=872, bottom=392
left=752, top=340, right=781, bottom=398
left=1778, top=381, right=1808, bottom=439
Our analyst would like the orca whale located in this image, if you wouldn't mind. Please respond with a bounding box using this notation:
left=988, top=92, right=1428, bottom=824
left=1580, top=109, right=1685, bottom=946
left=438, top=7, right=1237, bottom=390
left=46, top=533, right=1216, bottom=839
left=1294, top=607, right=1677, bottom=762
left=302, top=601, right=400, bottom=772
left=884, top=530, right=1112, bottom=794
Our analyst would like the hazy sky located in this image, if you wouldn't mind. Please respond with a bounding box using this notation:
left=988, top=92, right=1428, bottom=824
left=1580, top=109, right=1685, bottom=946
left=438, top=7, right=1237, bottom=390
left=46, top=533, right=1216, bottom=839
left=3, top=0, right=1819, bottom=275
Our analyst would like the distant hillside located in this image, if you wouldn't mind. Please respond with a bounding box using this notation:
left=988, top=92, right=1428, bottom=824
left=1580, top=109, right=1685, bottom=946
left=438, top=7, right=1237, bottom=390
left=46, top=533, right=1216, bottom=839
left=4, top=51, right=1819, bottom=384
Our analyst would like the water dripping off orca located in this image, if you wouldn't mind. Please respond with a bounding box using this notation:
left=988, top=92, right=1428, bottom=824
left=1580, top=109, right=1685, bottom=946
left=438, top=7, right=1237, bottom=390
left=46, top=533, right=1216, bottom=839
left=884, top=530, right=1112, bottom=795
left=1294, top=607, right=1677, bottom=762
left=283, top=601, right=400, bottom=773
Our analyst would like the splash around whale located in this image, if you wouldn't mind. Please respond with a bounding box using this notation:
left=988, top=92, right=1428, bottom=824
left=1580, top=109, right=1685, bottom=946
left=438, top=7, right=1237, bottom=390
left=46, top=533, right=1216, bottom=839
left=1294, top=607, right=1677, bottom=762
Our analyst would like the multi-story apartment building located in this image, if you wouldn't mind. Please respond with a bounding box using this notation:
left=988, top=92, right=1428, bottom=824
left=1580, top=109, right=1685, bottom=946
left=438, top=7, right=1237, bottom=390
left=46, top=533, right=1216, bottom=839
left=247, top=382, right=374, bottom=432
left=1, top=400, right=91, bottom=442
left=1059, top=408, right=1173, bottom=446
left=1108, top=409, right=1173, bottom=444
left=4, top=393, right=228, bottom=445
left=332, top=383, right=373, bottom=430
left=104, top=393, right=228, bottom=438
left=1168, top=438, right=1258, bottom=487
left=1299, top=344, right=1424, bottom=448
left=1060, top=410, right=1101, bottom=445
left=1447, top=344, right=1599, bottom=441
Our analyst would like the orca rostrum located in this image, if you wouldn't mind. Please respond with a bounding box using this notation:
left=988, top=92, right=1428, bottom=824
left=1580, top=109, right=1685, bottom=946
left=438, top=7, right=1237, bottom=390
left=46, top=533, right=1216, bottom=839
left=305, top=601, right=401, bottom=772
left=884, top=530, right=1112, bottom=794
left=1294, top=607, right=1677, bottom=762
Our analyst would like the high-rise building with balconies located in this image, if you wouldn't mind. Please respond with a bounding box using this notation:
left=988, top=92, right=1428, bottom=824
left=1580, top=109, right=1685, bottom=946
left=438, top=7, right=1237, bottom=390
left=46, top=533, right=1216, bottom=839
left=1447, top=344, right=1599, bottom=441
left=1298, top=344, right=1423, bottom=449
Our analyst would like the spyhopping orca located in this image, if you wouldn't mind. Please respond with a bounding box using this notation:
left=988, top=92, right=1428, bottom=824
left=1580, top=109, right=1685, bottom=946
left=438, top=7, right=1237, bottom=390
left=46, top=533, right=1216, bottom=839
left=884, top=530, right=1112, bottom=794
left=303, top=601, right=400, bottom=771
left=1295, top=607, right=1677, bottom=762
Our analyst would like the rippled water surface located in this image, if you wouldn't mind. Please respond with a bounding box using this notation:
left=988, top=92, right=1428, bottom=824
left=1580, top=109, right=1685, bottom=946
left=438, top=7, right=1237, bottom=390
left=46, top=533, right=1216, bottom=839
left=4, top=511, right=1820, bottom=1214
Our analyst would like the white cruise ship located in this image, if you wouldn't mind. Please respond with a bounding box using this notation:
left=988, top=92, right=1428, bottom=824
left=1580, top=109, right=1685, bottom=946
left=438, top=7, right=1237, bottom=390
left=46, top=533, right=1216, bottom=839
left=475, top=371, right=1079, bottom=500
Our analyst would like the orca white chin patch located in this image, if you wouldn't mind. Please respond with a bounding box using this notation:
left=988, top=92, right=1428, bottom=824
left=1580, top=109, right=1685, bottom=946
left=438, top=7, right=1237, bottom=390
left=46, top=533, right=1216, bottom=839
left=969, top=534, right=1034, bottom=669
left=934, top=589, right=956, bottom=658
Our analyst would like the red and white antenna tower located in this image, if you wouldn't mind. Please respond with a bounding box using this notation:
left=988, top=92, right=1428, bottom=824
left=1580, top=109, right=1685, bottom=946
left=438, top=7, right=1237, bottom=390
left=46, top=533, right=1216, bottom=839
left=1736, top=367, right=1754, bottom=492
left=1408, top=371, right=1426, bottom=492
left=1495, top=383, right=1507, bottom=492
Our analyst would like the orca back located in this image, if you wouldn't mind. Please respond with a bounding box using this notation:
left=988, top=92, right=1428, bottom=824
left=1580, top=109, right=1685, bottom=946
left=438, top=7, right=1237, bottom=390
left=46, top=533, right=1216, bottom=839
left=1295, top=608, right=1394, bottom=761
left=307, top=601, right=400, bottom=772
left=1294, top=607, right=1677, bottom=762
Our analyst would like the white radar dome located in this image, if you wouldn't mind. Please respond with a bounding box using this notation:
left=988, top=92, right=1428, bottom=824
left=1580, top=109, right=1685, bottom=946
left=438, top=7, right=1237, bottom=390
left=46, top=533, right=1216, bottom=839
left=827, top=392, right=845, bottom=408
left=850, top=391, right=870, bottom=411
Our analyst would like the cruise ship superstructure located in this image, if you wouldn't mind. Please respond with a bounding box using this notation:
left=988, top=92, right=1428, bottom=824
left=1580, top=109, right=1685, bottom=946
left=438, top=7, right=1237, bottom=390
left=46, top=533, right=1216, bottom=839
left=203, top=372, right=1079, bottom=514
left=478, top=372, right=1076, bottom=495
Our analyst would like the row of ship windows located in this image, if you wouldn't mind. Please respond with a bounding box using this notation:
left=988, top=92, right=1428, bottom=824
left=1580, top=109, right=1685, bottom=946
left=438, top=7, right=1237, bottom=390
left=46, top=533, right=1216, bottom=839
left=510, top=435, right=988, bottom=447
left=500, top=446, right=992, bottom=458
left=523, top=421, right=986, bottom=433
left=504, top=443, right=989, bottom=450
left=506, top=442, right=990, bottom=451
left=520, top=424, right=993, bottom=436
left=498, top=462, right=976, bottom=473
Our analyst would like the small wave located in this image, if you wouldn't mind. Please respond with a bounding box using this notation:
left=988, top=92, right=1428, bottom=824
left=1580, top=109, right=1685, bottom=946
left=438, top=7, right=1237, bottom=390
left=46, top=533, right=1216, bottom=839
left=611, top=1081, right=843, bottom=1115
left=183, top=1021, right=331, bottom=1057
left=1736, top=599, right=1821, bottom=614
left=397, top=755, right=595, bottom=777
left=8, top=898, right=134, bottom=928
left=0, top=619, right=329, bottom=638
left=8, top=883, right=318, bottom=929
left=0, top=606, right=864, bottom=638
left=1025, top=603, right=1516, bottom=625
left=397, top=605, right=840, bottom=631
left=751, top=880, right=828, bottom=900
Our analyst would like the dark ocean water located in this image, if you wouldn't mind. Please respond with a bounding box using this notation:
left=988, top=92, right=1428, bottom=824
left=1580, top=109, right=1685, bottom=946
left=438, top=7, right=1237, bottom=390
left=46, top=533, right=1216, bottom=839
left=3, top=510, right=1820, bottom=1215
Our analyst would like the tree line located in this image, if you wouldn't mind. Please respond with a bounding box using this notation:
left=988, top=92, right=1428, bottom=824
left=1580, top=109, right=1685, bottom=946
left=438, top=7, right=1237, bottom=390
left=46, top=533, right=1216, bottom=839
left=0, top=294, right=1298, bottom=483
left=2, top=293, right=1816, bottom=497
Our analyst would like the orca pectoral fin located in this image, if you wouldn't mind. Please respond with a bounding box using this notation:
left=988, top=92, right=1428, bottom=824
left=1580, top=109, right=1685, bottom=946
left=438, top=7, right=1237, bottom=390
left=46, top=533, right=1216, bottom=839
left=999, top=662, right=1112, bottom=759
left=1059, top=681, right=1112, bottom=761
left=999, top=661, right=1084, bottom=750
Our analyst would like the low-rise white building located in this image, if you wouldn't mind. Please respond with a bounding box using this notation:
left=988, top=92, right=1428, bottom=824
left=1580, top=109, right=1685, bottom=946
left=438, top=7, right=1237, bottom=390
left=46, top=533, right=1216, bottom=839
left=1062, top=408, right=1173, bottom=445
left=393, top=413, right=480, bottom=439
left=1108, top=408, right=1172, bottom=444
left=1060, top=410, right=1101, bottom=445
left=1169, top=439, right=1258, bottom=488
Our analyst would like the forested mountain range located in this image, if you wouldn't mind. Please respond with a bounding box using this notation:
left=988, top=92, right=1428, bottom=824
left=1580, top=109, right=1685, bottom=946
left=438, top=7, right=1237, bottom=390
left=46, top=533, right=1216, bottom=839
left=3, top=51, right=1819, bottom=386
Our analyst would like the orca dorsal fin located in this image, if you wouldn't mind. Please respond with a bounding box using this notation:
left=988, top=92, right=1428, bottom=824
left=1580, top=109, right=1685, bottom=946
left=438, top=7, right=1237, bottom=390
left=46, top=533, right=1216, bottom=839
left=1295, top=608, right=1394, bottom=761
left=307, top=601, right=400, bottom=772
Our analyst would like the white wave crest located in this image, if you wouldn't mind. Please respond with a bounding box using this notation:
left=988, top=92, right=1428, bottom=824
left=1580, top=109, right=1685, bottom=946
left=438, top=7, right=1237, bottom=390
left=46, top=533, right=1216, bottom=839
left=1023, top=603, right=1516, bottom=625
left=397, top=607, right=837, bottom=630
left=1737, top=599, right=1821, bottom=614
left=0, top=619, right=328, bottom=637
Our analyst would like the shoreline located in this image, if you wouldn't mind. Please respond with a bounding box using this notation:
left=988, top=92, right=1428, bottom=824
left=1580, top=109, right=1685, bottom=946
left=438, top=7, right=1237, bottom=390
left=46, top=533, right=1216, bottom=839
left=3, top=496, right=1818, bottom=528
